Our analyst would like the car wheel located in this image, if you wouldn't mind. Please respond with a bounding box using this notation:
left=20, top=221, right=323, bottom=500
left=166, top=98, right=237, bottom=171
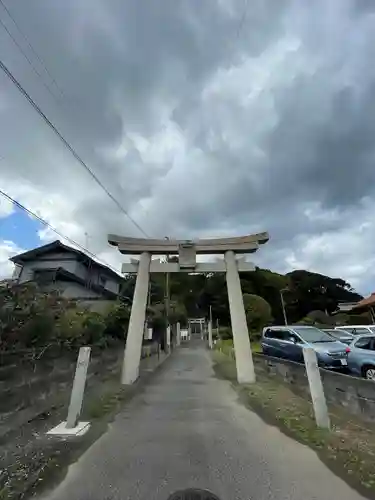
left=363, top=366, right=375, bottom=380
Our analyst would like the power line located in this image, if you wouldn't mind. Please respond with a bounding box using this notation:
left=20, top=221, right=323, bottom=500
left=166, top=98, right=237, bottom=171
left=0, top=0, right=64, bottom=96
left=0, top=15, right=59, bottom=102
left=0, top=58, right=150, bottom=238
left=235, top=0, right=249, bottom=40
left=0, top=188, right=121, bottom=276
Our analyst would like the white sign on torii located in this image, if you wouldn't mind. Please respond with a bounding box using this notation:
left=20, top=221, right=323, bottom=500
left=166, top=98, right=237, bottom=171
left=108, top=233, right=269, bottom=385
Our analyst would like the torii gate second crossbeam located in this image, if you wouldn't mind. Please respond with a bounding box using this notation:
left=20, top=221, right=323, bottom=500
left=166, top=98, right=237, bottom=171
left=108, top=233, right=269, bottom=385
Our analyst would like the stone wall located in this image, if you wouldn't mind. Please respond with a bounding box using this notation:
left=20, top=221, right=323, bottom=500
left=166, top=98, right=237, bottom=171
left=253, top=353, right=375, bottom=423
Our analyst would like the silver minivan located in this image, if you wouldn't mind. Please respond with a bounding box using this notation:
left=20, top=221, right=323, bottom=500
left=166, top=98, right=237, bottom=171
left=261, top=325, right=349, bottom=369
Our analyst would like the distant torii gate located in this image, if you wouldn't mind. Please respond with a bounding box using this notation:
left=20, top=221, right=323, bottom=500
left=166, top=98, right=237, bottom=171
left=108, top=233, right=269, bottom=385
left=188, top=318, right=206, bottom=338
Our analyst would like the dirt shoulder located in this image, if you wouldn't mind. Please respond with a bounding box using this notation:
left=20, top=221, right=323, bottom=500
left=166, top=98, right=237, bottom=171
left=1, top=353, right=170, bottom=500
left=212, top=351, right=375, bottom=500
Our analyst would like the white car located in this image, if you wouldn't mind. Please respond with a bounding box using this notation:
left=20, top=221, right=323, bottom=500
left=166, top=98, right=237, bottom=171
left=335, top=325, right=375, bottom=335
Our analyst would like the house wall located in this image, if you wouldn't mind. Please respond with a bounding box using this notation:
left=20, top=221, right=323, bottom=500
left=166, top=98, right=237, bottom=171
left=18, top=253, right=78, bottom=283
left=82, top=265, right=120, bottom=295
left=41, top=281, right=102, bottom=299
left=101, top=274, right=120, bottom=294
left=16, top=250, right=121, bottom=298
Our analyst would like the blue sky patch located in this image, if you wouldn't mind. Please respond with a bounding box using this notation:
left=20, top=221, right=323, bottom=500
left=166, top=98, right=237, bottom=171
left=0, top=207, right=44, bottom=250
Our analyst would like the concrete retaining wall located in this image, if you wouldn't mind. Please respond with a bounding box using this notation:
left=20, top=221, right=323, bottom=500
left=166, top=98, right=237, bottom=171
left=253, top=353, right=375, bottom=423
left=0, top=341, right=160, bottom=438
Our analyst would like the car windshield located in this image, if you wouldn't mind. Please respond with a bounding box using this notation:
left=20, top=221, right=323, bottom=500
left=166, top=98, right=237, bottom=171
left=353, top=328, right=373, bottom=335
left=328, top=331, right=349, bottom=339
left=292, top=326, right=335, bottom=343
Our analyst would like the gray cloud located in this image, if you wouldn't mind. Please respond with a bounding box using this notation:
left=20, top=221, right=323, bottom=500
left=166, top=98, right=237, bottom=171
left=1, top=0, right=375, bottom=294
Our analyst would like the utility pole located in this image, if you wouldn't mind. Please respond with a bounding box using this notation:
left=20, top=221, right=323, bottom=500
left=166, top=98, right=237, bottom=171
left=280, top=288, right=288, bottom=325
left=208, top=305, right=213, bottom=349
left=164, top=236, right=170, bottom=352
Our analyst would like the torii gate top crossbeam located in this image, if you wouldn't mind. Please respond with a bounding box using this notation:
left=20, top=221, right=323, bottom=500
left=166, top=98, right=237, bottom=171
left=108, top=233, right=269, bottom=255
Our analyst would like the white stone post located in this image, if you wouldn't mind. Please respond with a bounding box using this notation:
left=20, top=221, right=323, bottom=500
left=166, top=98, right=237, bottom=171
left=176, top=322, right=181, bottom=346
left=47, top=346, right=91, bottom=436
left=122, top=252, right=151, bottom=385
left=303, top=347, right=330, bottom=429
left=66, top=346, right=91, bottom=428
left=225, top=250, right=255, bottom=383
left=208, top=320, right=213, bottom=349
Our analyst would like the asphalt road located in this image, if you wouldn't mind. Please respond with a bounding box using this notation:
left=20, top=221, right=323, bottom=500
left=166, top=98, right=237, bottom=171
left=43, top=341, right=366, bottom=500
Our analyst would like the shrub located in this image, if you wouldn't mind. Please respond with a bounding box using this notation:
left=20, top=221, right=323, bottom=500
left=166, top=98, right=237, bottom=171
left=306, top=310, right=334, bottom=326
left=103, top=302, right=130, bottom=340
left=18, top=312, right=56, bottom=347
left=219, top=326, right=232, bottom=340
left=243, top=293, right=272, bottom=332
left=83, top=312, right=106, bottom=346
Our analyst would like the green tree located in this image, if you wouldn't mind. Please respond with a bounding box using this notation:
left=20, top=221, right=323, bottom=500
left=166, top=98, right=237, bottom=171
left=242, top=293, right=272, bottom=336
left=286, top=270, right=362, bottom=322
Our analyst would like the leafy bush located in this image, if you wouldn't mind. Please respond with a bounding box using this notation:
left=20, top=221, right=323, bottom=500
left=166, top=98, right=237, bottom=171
left=18, top=312, right=56, bottom=347
left=306, top=310, right=334, bottom=326
left=333, top=313, right=349, bottom=326
left=243, top=293, right=272, bottom=332
left=0, top=282, right=119, bottom=351
left=0, top=283, right=73, bottom=350
left=218, top=326, right=232, bottom=340
left=103, top=302, right=130, bottom=340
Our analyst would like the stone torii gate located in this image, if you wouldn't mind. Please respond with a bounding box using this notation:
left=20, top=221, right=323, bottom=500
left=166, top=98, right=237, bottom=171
left=108, top=233, right=269, bottom=385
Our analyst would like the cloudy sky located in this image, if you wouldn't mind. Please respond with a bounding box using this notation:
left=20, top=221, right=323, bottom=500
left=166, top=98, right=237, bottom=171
left=1, top=0, right=375, bottom=294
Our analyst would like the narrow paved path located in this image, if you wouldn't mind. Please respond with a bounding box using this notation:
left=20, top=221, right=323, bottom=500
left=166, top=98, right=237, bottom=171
left=43, top=343, right=366, bottom=500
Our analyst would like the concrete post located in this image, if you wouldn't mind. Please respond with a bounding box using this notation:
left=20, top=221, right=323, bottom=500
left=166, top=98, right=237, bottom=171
left=224, top=250, right=255, bottom=384
left=66, top=346, right=91, bottom=428
left=122, top=252, right=151, bottom=385
left=303, top=347, right=330, bottom=429
left=47, top=346, right=91, bottom=436
left=176, top=322, right=181, bottom=346
left=208, top=320, right=213, bottom=349
left=166, top=325, right=171, bottom=349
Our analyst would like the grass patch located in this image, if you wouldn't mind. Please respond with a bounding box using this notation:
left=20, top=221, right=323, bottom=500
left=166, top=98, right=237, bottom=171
left=212, top=351, right=375, bottom=499
left=86, top=387, right=129, bottom=419
left=215, top=338, right=262, bottom=354
left=251, top=341, right=262, bottom=353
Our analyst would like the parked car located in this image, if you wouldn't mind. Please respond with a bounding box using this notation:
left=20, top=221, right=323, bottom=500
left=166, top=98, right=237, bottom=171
left=323, top=328, right=354, bottom=345
left=335, top=325, right=375, bottom=335
left=346, top=334, right=375, bottom=380
left=261, top=325, right=349, bottom=370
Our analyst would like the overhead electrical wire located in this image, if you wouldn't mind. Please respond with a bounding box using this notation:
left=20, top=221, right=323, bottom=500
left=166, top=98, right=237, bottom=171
left=0, top=58, right=150, bottom=238
left=0, top=16, right=60, bottom=102
left=0, top=188, right=122, bottom=275
left=235, top=0, right=249, bottom=40
left=0, top=0, right=64, bottom=97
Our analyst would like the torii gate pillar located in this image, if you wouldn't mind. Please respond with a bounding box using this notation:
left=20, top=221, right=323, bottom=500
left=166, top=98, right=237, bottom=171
left=122, top=252, right=151, bottom=384
left=108, top=232, right=269, bottom=385
left=225, top=250, right=254, bottom=383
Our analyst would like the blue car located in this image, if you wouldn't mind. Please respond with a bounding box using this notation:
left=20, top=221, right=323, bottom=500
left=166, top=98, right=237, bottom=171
left=261, top=325, right=349, bottom=370
left=346, top=334, right=375, bottom=379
